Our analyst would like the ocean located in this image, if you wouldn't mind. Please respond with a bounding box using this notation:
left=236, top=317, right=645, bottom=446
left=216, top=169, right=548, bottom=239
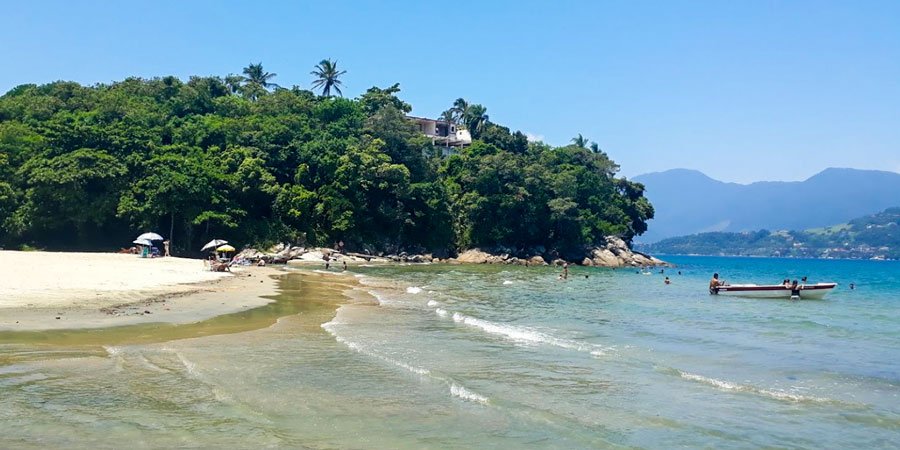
left=1, top=256, right=898, bottom=448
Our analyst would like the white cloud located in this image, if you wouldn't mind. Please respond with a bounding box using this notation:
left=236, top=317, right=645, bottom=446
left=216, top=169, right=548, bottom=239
left=524, top=132, right=544, bottom=143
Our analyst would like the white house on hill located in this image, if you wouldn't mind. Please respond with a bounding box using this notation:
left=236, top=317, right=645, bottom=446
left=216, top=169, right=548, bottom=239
left=408, top=116, right=472, bottom=155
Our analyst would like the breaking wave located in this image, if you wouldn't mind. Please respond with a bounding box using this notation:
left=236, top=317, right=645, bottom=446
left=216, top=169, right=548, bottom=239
left=672, top=369, right=835, bottom=404
left=446, top=311, right=610, bottom=356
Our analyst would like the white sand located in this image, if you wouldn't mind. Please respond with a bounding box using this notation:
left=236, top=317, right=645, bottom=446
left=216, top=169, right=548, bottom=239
left=0, top=251, right=231, bottom=309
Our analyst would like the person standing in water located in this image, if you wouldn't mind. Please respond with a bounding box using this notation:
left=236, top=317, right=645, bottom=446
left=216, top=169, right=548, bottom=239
left=563, top=262, right=569, bottom=280
left=709, top=273, right=723, bottom=294
left=664, top=276, right=671, bottom=285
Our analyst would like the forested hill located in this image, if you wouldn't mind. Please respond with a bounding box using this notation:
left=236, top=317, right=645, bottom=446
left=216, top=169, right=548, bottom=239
left=638, top=208, right=900, bottom=260
left=633, top=168, right=900, bottom=243
left=0, top=66, right=653, bottom=257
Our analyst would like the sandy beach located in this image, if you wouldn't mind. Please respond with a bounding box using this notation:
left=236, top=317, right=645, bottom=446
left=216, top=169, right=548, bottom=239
left=0, top=251, right=283, bottom=331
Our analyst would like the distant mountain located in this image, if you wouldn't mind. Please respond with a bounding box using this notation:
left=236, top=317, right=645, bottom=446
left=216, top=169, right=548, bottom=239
left=633, top=168, right=900, bottom=242
left=637, top=207, right=900, bottom=260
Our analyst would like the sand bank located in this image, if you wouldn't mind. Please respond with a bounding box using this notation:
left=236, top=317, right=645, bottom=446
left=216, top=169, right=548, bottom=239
left=0, top=251, right=283, bottom=331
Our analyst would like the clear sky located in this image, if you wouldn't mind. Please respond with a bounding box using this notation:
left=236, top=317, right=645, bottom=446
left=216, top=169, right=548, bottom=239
left=2, top=0, right=898, bottom=183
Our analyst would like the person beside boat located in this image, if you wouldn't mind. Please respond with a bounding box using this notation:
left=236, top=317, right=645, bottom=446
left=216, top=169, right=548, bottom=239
left=709, top=273, right=724, bottom=294
left=790, top=280, right=802, bottom=298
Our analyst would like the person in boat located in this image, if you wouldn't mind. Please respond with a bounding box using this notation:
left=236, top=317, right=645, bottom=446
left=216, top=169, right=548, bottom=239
left=709, top=273, right=723, bottom=294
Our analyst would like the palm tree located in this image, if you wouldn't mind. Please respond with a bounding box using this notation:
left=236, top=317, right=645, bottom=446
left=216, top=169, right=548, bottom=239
left=571, top=134, right=589, bottom=148
left=241, top=63, right=279, bottom=89
left=439, top=109, right=456, bottom=124
left=589, top=141, right=602, bottom=153
left=450, top=98, right=470, bottom=124
left=464, top=104, right=489, bottom=137
left=224, top=74, right=243, bottom=95
left=311, top=59, right=347, bottom=97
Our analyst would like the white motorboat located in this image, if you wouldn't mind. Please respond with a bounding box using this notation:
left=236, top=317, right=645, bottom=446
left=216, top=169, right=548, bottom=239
left=711, top=282, right=837, bottom=299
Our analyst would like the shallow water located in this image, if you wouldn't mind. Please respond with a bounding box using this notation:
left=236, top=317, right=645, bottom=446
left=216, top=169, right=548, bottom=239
left=1, top=257, right=899, bottom=448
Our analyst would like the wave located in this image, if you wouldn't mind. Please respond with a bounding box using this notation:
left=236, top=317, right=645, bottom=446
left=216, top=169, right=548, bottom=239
left=426, top=300, right=439, bottom=307
left=450, top=383, right=489, bottom=404
left=406, top=286, right=423, bottom=294
left=322, top=314, right=489, bottom=405
left=322, top=319, right=430, bottom=376
left=673, top=369, right=834, bottom=404
left=434, top=308, right=449, bottom=317
left=447, top=311, right=610, bottom=356
left=174, top=351, right=202, bottom=378
left=502, top=280, right=514, bottom=285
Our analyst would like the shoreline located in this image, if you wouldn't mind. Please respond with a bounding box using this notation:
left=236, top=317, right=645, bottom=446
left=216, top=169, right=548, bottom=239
left=0, top=250, right=284, bottom=332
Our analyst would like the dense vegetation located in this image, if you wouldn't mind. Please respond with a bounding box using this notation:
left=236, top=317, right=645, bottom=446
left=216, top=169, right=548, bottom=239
left=639, top=208, right=900, bottom=260
left=0, top=63, right=653, bottom=256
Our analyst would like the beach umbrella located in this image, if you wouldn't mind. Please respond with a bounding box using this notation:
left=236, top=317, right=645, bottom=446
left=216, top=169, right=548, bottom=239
left=201, top=239, right=229, bottom=252
left=216, top=244, right=236, bottom=252
left=136, top=232, right=164, bottom=241
left=132, top=239, right=152, bottom=246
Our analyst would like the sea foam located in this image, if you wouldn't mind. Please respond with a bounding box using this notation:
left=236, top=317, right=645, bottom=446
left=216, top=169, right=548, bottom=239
left=450, top=383, right=489, bottom=404
left=322, top=319, right=430, bottom=376
left=676, top=369, right=832, bottom=403
left=448, top=312, right=610, bottom=356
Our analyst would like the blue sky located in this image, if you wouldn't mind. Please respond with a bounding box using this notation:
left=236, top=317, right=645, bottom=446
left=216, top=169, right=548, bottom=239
left=2, top=0, right=898, bottom=183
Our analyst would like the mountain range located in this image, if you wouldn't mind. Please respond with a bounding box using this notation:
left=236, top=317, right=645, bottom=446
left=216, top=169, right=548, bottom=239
left=637, top=207, right=900, bottom=260
left=632, top=168, right=900, bottom=243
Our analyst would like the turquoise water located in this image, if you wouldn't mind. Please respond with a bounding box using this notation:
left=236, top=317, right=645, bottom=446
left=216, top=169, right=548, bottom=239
left=2, top=256, right=899, bottom=448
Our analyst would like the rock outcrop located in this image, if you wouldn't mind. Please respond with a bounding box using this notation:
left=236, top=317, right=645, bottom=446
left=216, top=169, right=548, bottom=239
left=447, top=237, right=667, bottom=267
left=235, top=236, right=666, bottom=268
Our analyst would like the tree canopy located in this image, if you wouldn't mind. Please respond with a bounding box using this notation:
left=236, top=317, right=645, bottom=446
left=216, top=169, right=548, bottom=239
left=0, top=67, right=653, bottom=256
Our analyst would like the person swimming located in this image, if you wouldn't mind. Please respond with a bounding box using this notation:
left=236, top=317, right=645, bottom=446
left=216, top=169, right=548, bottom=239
left=664, top=276, right=671, bottom=285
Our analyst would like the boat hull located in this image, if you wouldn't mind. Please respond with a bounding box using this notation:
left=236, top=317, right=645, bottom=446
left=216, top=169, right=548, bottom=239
left=713, top=283, right=836, bottom=299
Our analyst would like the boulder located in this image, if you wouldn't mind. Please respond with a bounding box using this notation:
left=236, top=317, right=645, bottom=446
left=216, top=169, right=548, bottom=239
left=527, top=255, right=547, bottom=266
left=591, top=248, right=621, bottom=267
left=455, top=249, right=494, bottom=264
left=581, top=257, right=593, bottom=266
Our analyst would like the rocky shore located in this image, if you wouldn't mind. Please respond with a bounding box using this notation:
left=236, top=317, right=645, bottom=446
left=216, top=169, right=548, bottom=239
left=236, top=236, right=667, bottom=268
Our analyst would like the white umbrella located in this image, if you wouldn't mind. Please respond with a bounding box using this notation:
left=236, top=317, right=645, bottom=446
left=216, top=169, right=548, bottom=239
left=136, top=232, right=164, bottom=241
left=133, top=239, right=152, bottom=246
left=201, top=239, right=229, bottom=252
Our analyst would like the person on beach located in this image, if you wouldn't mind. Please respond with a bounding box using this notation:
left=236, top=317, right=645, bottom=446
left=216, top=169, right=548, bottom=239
left=709, top=273, right=723, bottom=294
left=163, top=240, right=170, bottom=257
left=342, top=261, right=347, bottom=271
left=324, top=254, right=330, bottom=270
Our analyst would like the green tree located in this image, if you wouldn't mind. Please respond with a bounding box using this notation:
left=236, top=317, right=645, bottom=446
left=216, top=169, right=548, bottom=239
left=571, top=133, right=589, bottom=148
left=241, top=63, right=279, bottom=100
left=311, top=59, right=347, bottom=97
left=463, top=104, right=489, bottom=138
